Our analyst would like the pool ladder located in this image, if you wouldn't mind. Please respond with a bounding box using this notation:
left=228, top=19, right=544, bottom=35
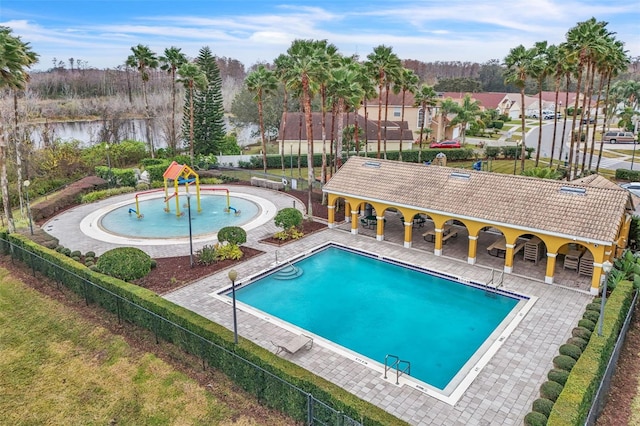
left=485, top=268, right=504, bottom=297
left=384, top=354, right=411, bottom=385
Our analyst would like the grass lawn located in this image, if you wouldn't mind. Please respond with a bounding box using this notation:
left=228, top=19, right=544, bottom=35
left=0, top=267, right=291, bottom=425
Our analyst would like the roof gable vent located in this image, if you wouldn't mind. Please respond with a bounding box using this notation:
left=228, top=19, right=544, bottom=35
left=363, top=161, right=381, bottom=168
left=560, top=186, right=586, bottom=195
left=450, top=172, right=470, bottom=180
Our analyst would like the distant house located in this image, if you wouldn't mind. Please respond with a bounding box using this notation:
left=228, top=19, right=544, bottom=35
left=527, top=91, right=589, bottom=117
left=359, top=92, right=458, bottom=142
left=277, top=112, right=414, bottom=156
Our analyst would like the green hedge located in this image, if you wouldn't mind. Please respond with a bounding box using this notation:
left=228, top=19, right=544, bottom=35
left=615, top=168, right=640, bottom=182
left=547, top=281, right=634, bottom=425
left=1, top=232, right=407, bottom=426
left=240, top=148, right=477, bottom=170
left=95, top=166, right=137, bottom=187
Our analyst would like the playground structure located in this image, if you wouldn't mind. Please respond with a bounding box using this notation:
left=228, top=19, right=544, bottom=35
left=131, top=161, right=239, bottom=218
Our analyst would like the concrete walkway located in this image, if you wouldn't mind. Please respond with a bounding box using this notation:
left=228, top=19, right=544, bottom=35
left=43, top=186, right=592, bottom=425
left=165, top=228, right=590, bottom=425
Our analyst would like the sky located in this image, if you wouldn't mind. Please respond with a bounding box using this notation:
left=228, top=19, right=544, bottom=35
left=2, top=0, right=639, bottom=72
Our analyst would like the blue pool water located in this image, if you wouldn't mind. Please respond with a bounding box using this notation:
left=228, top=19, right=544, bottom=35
left=100, top=195, right=259, bottom=238
left=234, top=246, right=520, bottom=390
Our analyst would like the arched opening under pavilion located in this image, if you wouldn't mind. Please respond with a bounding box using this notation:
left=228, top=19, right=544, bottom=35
left=324, top=157, right=634, bottom=294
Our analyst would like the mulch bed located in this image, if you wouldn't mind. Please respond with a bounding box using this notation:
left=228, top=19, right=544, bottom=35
left=134, top=246, right=265, bottom=295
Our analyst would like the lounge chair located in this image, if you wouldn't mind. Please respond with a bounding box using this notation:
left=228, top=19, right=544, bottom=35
left=272, top=334, right=314, bottom=355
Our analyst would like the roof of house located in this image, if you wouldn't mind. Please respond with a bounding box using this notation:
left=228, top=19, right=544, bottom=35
left=534, top=91, right=580, bottom=104
left=438, top=92, right=508, bottom=110
left=323, top=156, right=631, bottom=243
left=279, top=112, right=414, bottom=142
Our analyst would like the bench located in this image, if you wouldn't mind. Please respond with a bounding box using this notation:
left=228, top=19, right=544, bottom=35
left=272, top=334, right=314, bottom=355
left=487, top=238, right=527, bottom=258
left=441, top=230, right=458, bottom=244
left=423, top=225, right=456, bottom=243
left=250, top=176, right=285, bottom=191
left=487, top=237, right=506, bottom=258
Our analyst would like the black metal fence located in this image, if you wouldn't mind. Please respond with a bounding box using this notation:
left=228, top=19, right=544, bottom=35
left=5, top=238, right=363, bottom=426
left=584, top=290, right=639, bottom=425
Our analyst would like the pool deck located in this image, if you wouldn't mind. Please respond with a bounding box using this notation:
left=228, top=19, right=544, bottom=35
left=44, top=186, right=593, bottom=426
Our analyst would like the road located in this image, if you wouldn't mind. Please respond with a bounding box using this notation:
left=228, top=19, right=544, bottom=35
left=523, top=119, right=638, bottom=171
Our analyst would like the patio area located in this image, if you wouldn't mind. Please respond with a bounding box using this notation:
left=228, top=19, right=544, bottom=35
left=338, top=210, right=593, bottom=293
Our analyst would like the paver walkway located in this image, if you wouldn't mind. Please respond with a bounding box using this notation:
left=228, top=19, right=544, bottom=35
left=45, top=186, right=593, bottom=425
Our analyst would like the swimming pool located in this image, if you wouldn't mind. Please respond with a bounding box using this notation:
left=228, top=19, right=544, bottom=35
left=226, top=244, right=532, bottom=400
left=100, top=194, right=260, bottom=238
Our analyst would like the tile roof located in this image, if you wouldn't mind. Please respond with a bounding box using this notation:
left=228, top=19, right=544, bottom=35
left=279, top=112, right=414, bottom=142
left=323, top=156, right=630, bottom=243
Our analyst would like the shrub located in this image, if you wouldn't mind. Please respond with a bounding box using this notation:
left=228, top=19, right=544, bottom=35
left=571, top=326, right=592, bottom=341
left=275, top=227, right=304, bottom=241
left=150, top=259, right=157, bottom=269
left=85, top=251, right=96, bottom=258
left=196, top=245, right=217, bottom=265
left=547, top=369, right=570, bottom=386
left=215, top=243, right=243, bottom=261
left=274, top=208, right=303, bottom=230
left=61, top=248, right=71, bottom=257
left=583, top=310, right=600, bottom=323
left=71, top=250, right=81, bottom=258
left=80, top=186, right=135, bottom=203
left=540, top=381, right=564, bottom=401
left=55, top=245, right=64, bottom=252
left=96, top=247, right=152, bottom=281
left=567, top=337, right=588, bottom=351
left=217, top=226, right=247, bottom=246
left=577, top=319, right=596, bottom=332
left=524, top=411, right=547, bottom=426
left=88, top=264, right=99, bottom=272
left=533, top=398, right=555, bottom=418
left=485, top=146, right=501, bottom=158
left=84, top=260, right=94, bottom=267
left=585, top=302, right=601, bottom=312
left=553, top=355, right=577, bottom=372
left=559, top=344, right=582, bottom=361
left=72, top=256, right=81, bottom=262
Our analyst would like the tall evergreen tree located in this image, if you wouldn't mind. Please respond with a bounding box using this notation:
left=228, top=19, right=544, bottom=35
left=182, top=46, right=226, bottom=156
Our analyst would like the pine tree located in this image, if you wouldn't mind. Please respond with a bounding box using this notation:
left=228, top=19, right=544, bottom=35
left=182, top=46, right=226, bottom=156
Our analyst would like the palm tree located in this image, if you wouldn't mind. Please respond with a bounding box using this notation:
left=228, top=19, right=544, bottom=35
left=413, top=84, right=438, bottom=163
left=177, top=62, right=207, bottom=167
left=286, top=39, right=325, bottom=217
left=246, top=65, right=279, bottom=173
left=365, top=45, right=402, bottom=159
left=394, top=68, right=419, bottom=161
left=0, top=26, right=38, bottom=233
left=450, top=94, right=482, bottom=145
left=504, top=44, right=536, bottom=173
left=315, top=41, right=339, bottom=185
left=159, top=47, right=187, bottom=153
left=530, top=41, right=549, bottom=166
left=356, top=67, right=378, bottom=157
left=328, top=63, right=365, bottom=170
left=274, top=53, right=292, bottom=171
left=591, top=39, right=628, bottom=172
left=564, top=18, right=611, bottom=178
left=546, top=44, right=564, bottom=167
left=126, top=44, right=159, bottom=158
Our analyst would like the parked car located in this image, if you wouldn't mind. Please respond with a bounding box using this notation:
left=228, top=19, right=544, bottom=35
left=581, top=117, right=596, bottom=124
left=430, top=140, right=461, bottom=149
left=603, top=131, right=636, bottom=144
left=620, top=182, right=640, bottom=197
left=543, top=112, right=562, bottom=120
